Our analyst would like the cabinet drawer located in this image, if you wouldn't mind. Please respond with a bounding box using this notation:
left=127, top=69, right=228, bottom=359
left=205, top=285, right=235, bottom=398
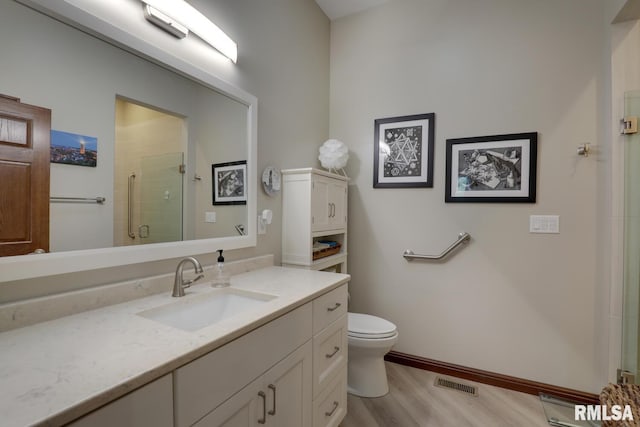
left=313, top=366, right=347, bottom=427
left=312, top=285, right=347, bottom=334
left=174, top=303, right=312, bottom=427
left=313, top=314, right=347, bottom=397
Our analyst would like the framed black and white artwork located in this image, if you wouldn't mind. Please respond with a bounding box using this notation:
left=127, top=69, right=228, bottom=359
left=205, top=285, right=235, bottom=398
left=445, top=132, right=537, bottom=203
left=212, top=160, right=247, bottom=205
left=373, top=113, right=435, bottom=188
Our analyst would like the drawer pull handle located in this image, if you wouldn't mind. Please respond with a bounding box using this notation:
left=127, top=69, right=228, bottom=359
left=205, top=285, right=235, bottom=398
left=325, top=401, right=339, bottom=417
left=258, top=391, right=266, bottom=424
left=327, top=302, right=341, bottom=312
left=268, top=384, right=276, bottom=416
left=325, top=346, right=340, bottom=358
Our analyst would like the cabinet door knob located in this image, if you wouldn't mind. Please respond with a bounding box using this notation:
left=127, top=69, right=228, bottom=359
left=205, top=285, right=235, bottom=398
left=268, top=384, right=276, bottom=416
left=325, top=346, right=340, bottom=358
left=258, top=391, right=267, bottom=424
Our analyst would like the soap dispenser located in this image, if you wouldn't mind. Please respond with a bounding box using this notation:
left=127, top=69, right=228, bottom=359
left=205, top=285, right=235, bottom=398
left=212, top=249, right=230, bottom=288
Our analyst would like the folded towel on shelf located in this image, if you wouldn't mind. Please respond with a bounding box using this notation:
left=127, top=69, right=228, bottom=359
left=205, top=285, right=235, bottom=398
left=316, top=240, right=338, bottom=247
left=313, top=242, right=331, bottom=252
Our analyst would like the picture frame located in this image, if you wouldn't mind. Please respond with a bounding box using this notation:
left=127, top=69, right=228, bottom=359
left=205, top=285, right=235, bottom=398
left=50, top=130, right=98, bottom=167
left=373, top=113, right=435, bottom=188
left=445, top=132, right=537, bottom=203
left=212, top=160, right=247, bottom=205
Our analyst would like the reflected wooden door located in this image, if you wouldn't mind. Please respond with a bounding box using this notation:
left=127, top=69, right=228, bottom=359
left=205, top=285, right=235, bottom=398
left=0, top=95, right=51, bottom=256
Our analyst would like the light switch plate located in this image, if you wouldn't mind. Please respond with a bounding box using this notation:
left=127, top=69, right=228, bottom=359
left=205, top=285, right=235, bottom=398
left=529, top=215, right=559, bottom=234
left=205, top=211, right=216, bottom=223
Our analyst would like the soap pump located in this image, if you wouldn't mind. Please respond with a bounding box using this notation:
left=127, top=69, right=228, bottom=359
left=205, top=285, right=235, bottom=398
left=212, top=249, right=230, bottom=288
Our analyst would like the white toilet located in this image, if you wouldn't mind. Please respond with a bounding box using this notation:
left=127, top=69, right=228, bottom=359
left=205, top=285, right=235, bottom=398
left=347, top=312, right=398, bottom=398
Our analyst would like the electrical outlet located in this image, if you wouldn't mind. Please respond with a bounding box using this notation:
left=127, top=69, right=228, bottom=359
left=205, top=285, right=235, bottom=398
left=258, top=215, right=266, bottom=235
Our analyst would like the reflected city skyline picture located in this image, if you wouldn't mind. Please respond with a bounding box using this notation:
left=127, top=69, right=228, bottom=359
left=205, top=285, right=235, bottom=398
left=50, top=129, right=97, bottom=167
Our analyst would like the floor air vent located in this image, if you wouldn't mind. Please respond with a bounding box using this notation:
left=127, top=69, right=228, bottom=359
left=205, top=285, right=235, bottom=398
left=434, top=377, right=478, bottom=396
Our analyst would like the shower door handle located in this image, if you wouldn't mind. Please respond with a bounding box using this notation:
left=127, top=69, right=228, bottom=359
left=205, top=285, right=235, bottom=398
left=128, top=173, right=136, bottom=239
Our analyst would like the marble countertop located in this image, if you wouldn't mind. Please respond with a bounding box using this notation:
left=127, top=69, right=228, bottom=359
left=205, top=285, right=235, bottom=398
left=0, top=266, right=350, bottom=427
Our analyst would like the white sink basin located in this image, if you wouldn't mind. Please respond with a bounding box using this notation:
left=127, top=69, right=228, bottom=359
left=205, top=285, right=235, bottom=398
left=138, top=288, right=277, bottom=332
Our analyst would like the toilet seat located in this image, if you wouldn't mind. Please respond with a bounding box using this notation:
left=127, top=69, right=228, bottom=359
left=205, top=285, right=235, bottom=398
left=348, top=313, right=397, bottom=339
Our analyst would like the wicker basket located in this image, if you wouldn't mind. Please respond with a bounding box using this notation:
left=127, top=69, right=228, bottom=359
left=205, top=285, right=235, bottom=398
left=599, top=383, right=640, bottom=426
left=313, top=243, right=342, bottom=260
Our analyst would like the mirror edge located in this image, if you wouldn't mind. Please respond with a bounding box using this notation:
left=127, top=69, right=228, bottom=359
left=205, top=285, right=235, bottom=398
left=1, top=0, right=258, bottom=282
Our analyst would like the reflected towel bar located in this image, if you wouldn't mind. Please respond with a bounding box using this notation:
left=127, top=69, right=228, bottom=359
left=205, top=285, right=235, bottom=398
left=403, top=232, right=471, bottom=261
left=50, top=196, right=106, bottom=204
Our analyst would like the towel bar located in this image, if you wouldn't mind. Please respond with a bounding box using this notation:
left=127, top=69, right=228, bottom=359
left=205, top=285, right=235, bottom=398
left=50, top=196, right=106, bottom=204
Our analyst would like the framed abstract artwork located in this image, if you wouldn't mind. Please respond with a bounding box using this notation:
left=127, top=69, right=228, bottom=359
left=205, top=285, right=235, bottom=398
left=445, top=132, right=537, bottom=203
left=212, top=160, right=247, bottom=205
left=373, top=113, right=435, bottom=188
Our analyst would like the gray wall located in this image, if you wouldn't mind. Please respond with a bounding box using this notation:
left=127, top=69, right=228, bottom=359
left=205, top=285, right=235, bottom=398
left=330, top=0, right=606, bottom=393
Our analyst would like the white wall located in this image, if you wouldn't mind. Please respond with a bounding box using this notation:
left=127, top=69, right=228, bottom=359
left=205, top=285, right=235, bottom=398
left=331, top=0, right=606, bottom=392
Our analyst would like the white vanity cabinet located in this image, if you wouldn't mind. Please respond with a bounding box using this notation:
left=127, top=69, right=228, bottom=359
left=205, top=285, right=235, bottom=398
left=173, top=284, right=349, bottom=427
left=282, top=168, right=348, bottom=273
left=311, top=286, right=348, bottom=427
left=1, top=266, right=351, bottom=427
left=174, top=304, right=313, bottom=427
left=194, top=341, right=312, bottom=427
left=68, top=374, right=173, bottom=427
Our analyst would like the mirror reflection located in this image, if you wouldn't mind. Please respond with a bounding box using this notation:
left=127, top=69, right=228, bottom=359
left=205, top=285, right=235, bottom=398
left=1, top=1, right=248, bottom=255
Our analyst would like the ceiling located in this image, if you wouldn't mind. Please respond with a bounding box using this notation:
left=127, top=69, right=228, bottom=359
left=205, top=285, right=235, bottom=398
left=314, top=0, right=388, bottom=20
left=614, top=0, right=640, bottom=23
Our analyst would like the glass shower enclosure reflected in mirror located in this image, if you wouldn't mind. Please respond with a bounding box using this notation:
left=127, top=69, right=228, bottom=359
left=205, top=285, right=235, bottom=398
left=139, top=152, right=184, bottom=244
left=622, top=90, right=640, bottom=384
left=114, top=98, right=186, bottom=246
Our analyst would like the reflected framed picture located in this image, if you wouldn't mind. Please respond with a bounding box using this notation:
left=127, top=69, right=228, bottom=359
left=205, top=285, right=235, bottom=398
left=373, top=113, right=435, bottom=188
left=212, top=160, right=247, bottom=205
left=50, top=130, right=97, bottom=167
left=445, top=132, right=537, bottom=203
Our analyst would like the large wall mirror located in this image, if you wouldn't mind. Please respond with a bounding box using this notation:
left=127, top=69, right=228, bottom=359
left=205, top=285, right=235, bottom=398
left=0, top=0, right=257, bottom=281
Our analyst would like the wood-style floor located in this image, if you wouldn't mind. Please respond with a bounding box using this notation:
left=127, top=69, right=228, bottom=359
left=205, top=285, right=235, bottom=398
left=341, top=362, right=551, bottom=427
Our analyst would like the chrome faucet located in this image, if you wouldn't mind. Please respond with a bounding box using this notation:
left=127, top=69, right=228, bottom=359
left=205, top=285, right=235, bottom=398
left=172, top=257, right=204, bottom=297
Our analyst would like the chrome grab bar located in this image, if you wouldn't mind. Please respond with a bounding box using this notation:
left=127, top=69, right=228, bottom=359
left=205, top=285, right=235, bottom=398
left=403, top=232, right=471, bottom=261
left=128, top=173, right=136, bottom=239
left=50, top=196, right=105, bottom=204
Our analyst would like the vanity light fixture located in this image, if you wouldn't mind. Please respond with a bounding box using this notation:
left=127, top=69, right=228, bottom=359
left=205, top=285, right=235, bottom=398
left=141, top=0, right=238, bottom=63
left=143, top=5, right=189, bottom=39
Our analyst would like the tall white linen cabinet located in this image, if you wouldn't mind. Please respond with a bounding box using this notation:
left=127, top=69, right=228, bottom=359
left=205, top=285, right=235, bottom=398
left=282, top=168, right=348, bottom=273
left=281, top=168, right=349, bottom=427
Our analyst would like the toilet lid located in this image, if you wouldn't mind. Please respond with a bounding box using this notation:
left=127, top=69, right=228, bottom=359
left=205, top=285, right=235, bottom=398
left=348, top=313, right=397, bottom=339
